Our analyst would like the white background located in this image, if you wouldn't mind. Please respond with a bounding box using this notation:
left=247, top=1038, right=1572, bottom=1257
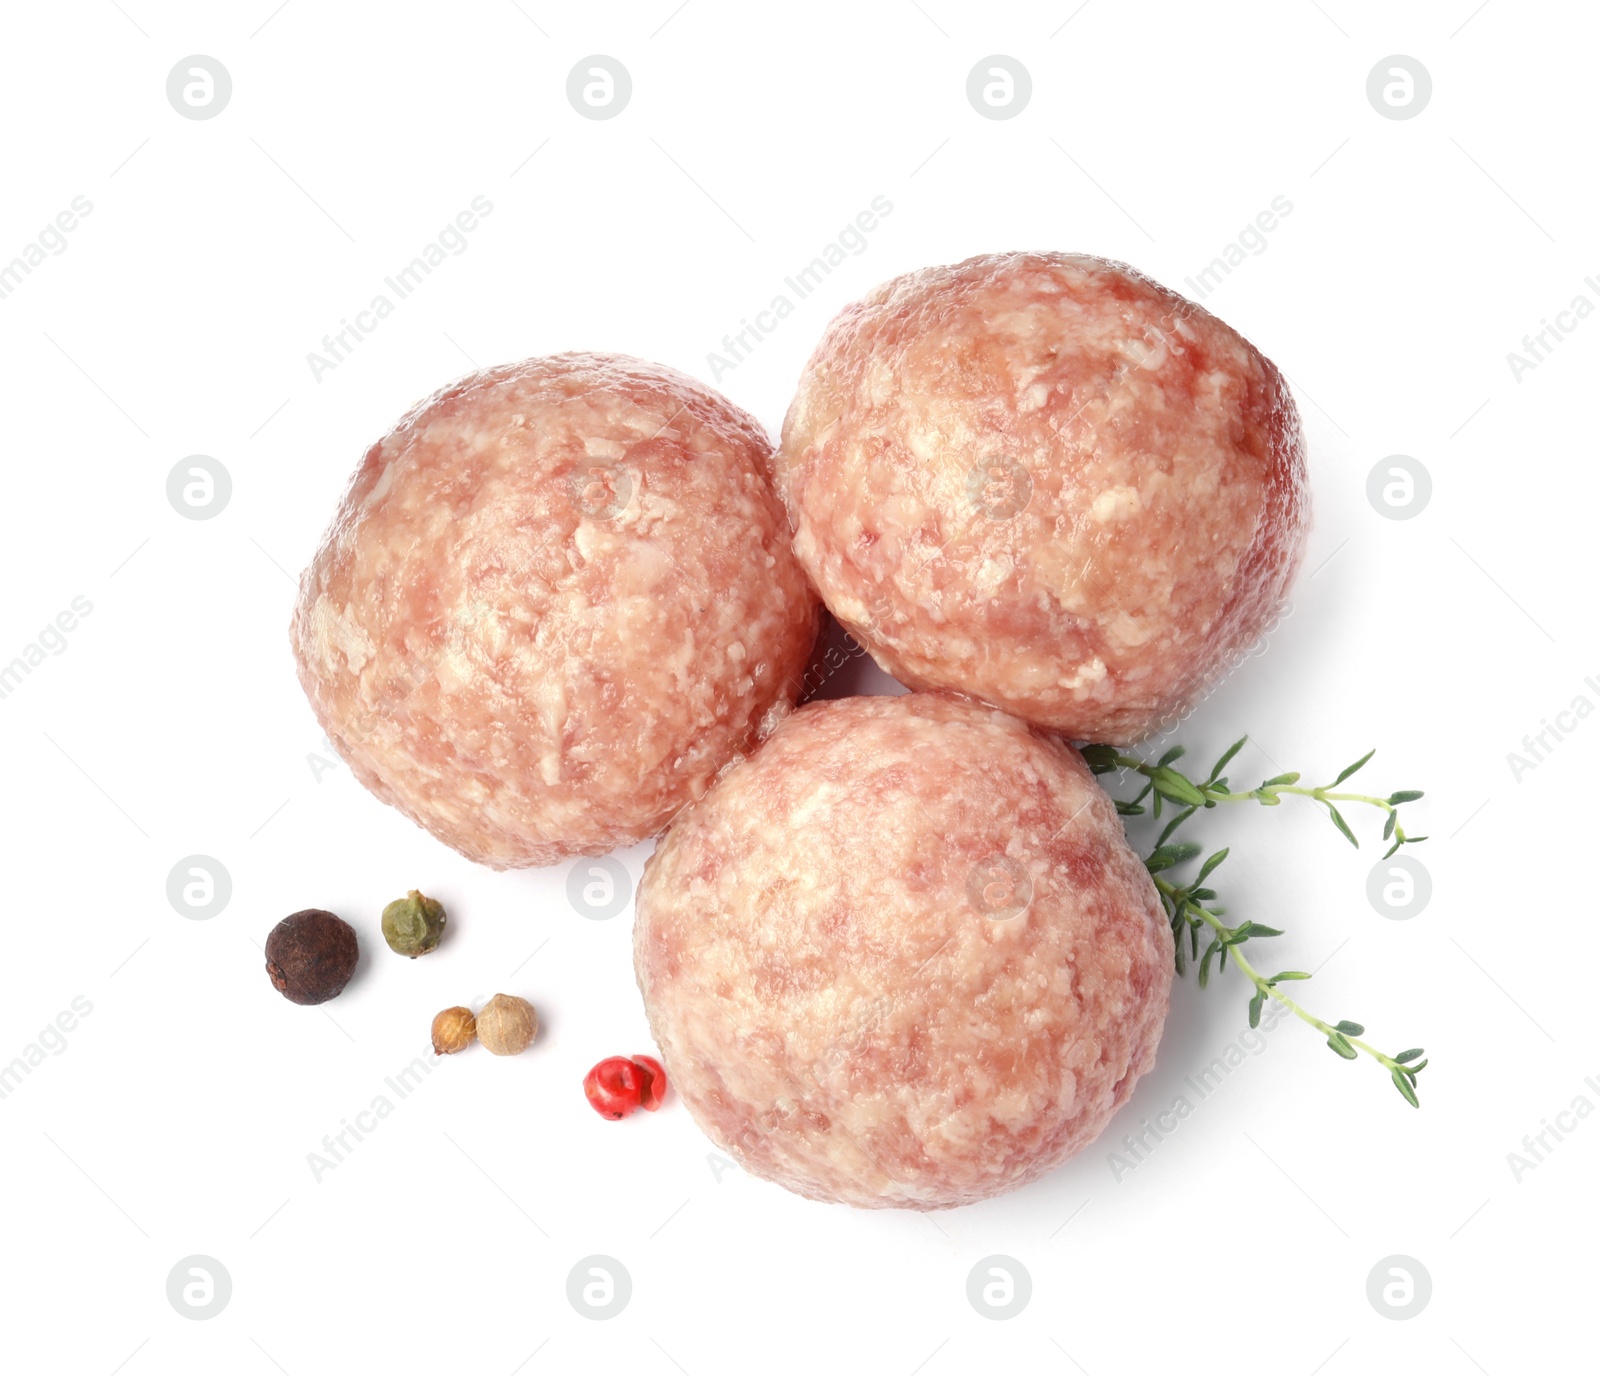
left=0, top=2, right=1592, bottom=1372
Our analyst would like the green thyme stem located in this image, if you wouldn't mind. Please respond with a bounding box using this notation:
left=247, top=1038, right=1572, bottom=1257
left=1090, top=736, right=1431, bottom=1107
left=1083, top=739, right=1427, bottom=859
left=1152, top=875, right=1401, bottom=1074
left=1165, top=773, right=1411, bottom=846
left=1216, top=784, right=1401, bottom=827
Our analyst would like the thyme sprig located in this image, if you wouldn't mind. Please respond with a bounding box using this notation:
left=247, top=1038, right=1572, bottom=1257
left=1081, top=737, right=1426, bottom=859
left=1085, top=737, right=1429, bottom=1108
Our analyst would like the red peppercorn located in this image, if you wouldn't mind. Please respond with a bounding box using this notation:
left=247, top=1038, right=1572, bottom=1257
left=632, top=1054, right=668, bottom=1111
left=584, top=1057, right=643, bottom=1119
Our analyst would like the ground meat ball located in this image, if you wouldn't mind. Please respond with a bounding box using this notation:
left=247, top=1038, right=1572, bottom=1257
left=775, top=252, right=1309, bottom=743
left=634, top=693, right=1172, bottom=1209
left=292, top=354, right=819, bottom=869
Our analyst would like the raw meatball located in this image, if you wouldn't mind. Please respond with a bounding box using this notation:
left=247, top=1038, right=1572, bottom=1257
left=775, top=252, right=1309, bottom=743
left=292, top=353, right=818, bottom=869
left=634, top=693, right=1172, bottom=1209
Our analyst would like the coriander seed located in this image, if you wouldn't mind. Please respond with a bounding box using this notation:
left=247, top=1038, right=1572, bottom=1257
left=431, top=1005, right=477, bottom=1055
left=476, top=993, right=537, bottom=1056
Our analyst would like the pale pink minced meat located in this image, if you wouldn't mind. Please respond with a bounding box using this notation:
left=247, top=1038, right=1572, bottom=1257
left=634, top=693, right=1172, bottom=1209
left=775, top=252, right=1310, bottom=743
left=292, top=353, right=819, bottom=869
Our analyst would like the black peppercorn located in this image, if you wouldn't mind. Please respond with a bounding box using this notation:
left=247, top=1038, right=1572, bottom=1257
left=265, top=909, right=359, bottom=1005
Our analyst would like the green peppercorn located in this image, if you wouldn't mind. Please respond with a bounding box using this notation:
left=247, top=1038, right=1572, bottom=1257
left=381, top=889, right=447, bottom=958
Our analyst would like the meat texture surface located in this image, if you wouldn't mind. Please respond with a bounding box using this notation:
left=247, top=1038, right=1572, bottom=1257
left=775, top=252, right=1309, bottom=742
left=634, top=692, right=1173, bottom=1209
left=292, top=353, right=819, bottom=868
